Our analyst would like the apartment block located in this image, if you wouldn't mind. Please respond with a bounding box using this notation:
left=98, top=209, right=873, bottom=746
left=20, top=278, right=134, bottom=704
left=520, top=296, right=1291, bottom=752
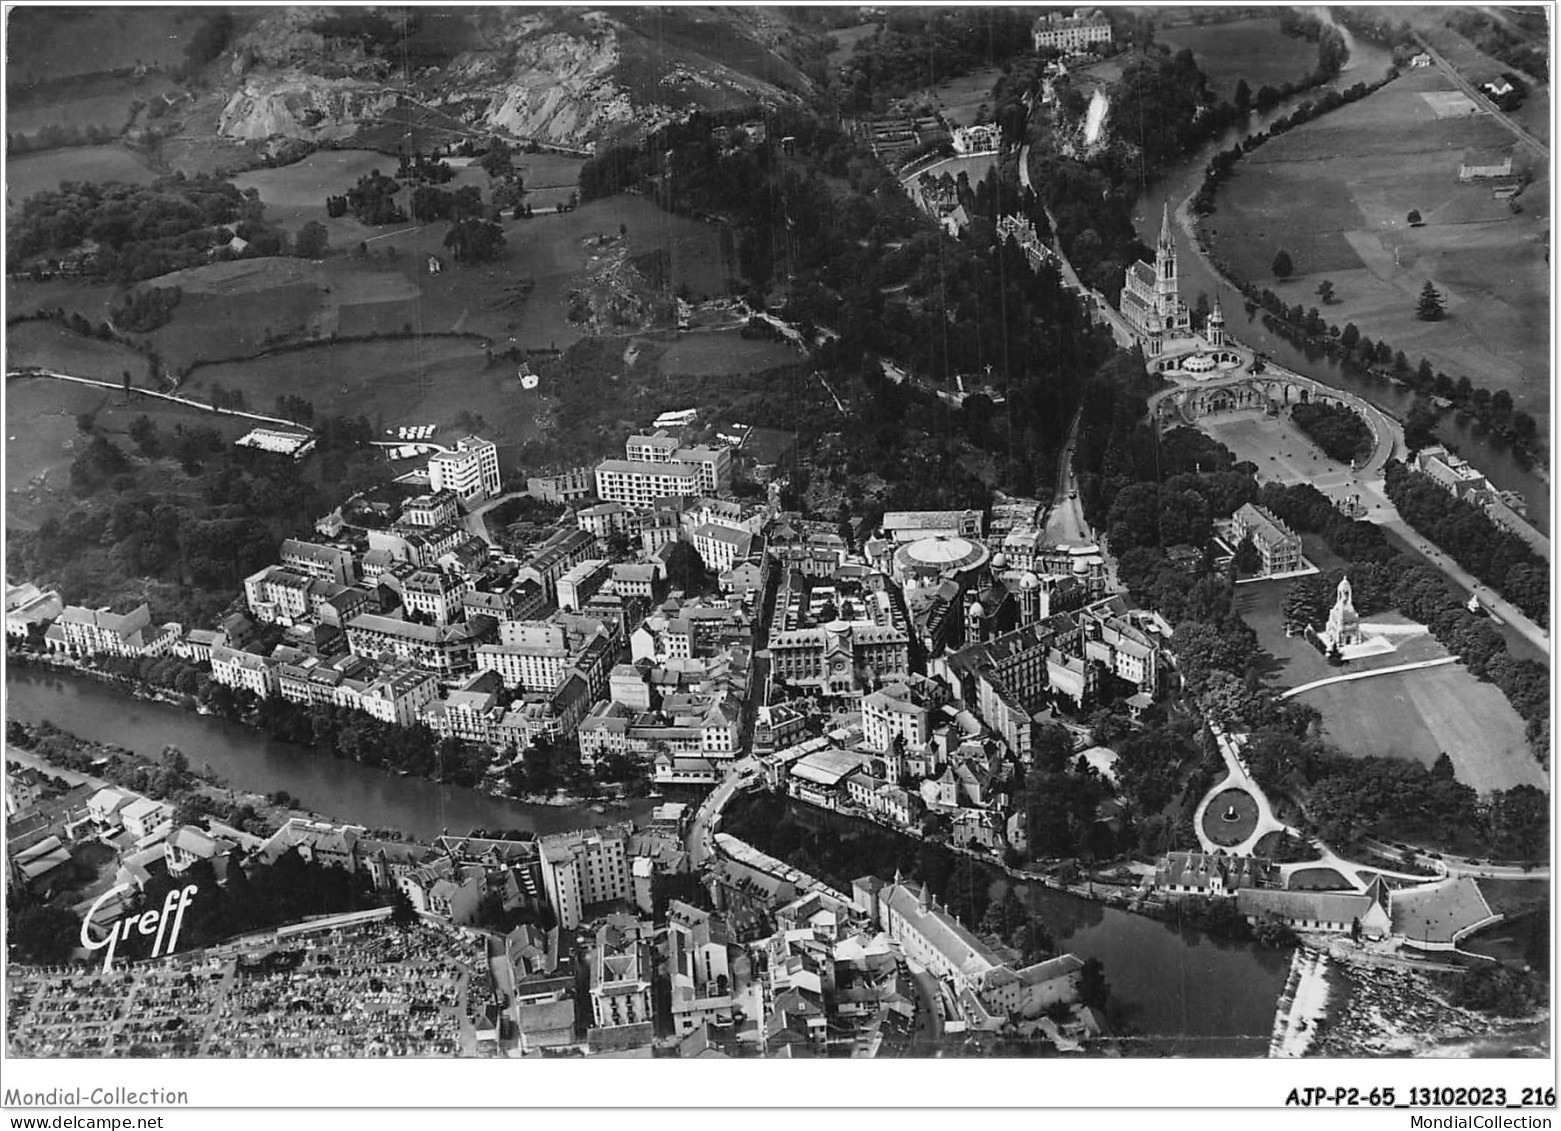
left=539, top=824, right=633, bottom=929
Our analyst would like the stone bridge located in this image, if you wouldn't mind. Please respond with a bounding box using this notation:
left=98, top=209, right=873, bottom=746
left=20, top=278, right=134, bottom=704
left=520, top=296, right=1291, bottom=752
left=1146, top=365, right=1403, bottom=476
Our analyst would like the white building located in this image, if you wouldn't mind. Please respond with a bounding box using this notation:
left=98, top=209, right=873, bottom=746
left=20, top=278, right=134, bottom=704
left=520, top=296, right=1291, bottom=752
left=855, top=877, right=1084, bottom=1020
left=538, top=824, right=634, bottom=929
left=1032, top=8, right=1112, bottom=52
left=862, top=683, right=933, bottom=754
left=358, top=664, right=440, bottom=727
left=692, top=524, right=755, bottom=575
left=210, top=645, right=279, bottom=697
left=428, top=436, right=501, bottom=506
left=57, top=604, right=151, bottom=657
left=595, top=460, right=701, bottom=508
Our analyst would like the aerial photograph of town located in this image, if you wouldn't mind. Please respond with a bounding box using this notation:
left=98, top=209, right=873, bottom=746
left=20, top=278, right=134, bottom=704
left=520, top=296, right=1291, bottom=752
left=1, top=2, right=1551, bottom=1078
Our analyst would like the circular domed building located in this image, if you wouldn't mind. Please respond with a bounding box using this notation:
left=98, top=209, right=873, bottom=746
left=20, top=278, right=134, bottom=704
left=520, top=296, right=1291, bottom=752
left=892, top=536, right=991, bottom=591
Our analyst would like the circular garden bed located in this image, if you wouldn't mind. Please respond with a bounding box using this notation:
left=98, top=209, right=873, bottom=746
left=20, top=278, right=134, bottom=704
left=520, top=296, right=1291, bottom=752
left=1202, top=787, right=1260, bottom=846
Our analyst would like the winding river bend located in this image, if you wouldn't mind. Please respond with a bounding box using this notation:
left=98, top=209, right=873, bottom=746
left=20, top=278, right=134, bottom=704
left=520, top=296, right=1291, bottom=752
left=5, top=667, right=652, bottom=843
left=1131, top=28, right=1550, bottom=532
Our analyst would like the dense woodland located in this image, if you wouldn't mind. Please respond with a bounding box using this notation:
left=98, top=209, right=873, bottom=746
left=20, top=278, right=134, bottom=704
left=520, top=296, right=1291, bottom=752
left=8, top=175, right=290, bottom=282
left=7, top=413, right=379, bottom=626
left=835, top=8, right=1038, bottom=113
left=580, top=106, right=1110, bottom=501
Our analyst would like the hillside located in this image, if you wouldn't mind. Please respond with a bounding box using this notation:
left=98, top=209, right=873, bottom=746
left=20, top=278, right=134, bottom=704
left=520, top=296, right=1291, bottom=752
left=212, top=7, right=822, bottom=151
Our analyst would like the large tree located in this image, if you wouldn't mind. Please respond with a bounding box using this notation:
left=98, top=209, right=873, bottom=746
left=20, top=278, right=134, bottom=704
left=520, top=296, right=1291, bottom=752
left=1271, top=248, right=1294, bottom=278
left=1416, top=279, right=1445, bottom=321
left=295, top=220, right=329, bottom=259
left=444, top=218, right=506, bottom=263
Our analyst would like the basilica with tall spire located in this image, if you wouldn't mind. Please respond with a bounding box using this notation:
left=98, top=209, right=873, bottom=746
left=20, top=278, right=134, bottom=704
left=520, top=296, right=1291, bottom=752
left=1119, top=202, right=1193, bottom=357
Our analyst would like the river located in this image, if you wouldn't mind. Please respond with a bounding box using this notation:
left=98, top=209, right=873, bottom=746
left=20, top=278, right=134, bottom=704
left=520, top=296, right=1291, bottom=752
left=1131, top=27, right=1550, bottom=533
left=749, top=795, right=1292, bottom=1055
left=1001, top=876, right=1292, bottom=1056
left=4, top=667, right=653, bottom=843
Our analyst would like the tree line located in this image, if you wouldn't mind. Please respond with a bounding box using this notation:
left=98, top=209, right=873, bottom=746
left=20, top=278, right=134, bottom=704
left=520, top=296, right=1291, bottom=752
left=1382, top=461, right=1548, bottom=625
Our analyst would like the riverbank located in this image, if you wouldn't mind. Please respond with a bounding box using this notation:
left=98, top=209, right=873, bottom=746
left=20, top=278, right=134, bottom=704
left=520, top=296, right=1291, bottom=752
left=5, top=648, right=627, bottom=815
left=6, top=665, right=656, bottom=842
left=1311, top=957, right=1550, bottom=1057
left=1270, top=948, right=1332, bottom=1057
left=6, top=722, right=352, bottom=841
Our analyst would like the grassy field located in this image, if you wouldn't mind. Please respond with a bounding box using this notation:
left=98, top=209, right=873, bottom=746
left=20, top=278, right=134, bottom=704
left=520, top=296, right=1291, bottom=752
left=827, top=22, right=878, bottom=70
left=926, top=66, right=1005, bottom=129
left=1203, top=65, right=1550, bottom=431
left=6, top=146, right=158, bottom=212
left=655, top=329, right=800, bottom=378
left=1236, top=576, right=1449, bottom=690
left=1157, top=17, right=1314, bottom=101
left=1287, top=866, right=1351, bottom=890
left=229, top=149, right=590, bottom=242
left=8, top=73, right=179, bottom=138
left=509, top=153, right=587, bottom=209
left=230, top=150, right=397, bottom=249
left=183, top=338, right=545, bottom=459
left=6, top=7, right=197, bottom=83
left=5, top=374, right=252, bottom=531
left=7, top=320, right=154, bottom=384
left=1511, top=86, right=1550, bottom=149
left=1295, top=663, right=1543, bottom=794
left=8, top=195, right=730, bottom=390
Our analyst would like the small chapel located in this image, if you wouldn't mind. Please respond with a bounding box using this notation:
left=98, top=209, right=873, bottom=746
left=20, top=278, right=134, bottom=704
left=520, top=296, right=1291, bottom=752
left=1322, top=576, right=1361, bottom=650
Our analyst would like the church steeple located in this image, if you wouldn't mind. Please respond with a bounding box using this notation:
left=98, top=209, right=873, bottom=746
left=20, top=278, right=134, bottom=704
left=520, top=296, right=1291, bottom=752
left=1155, top=200, right=1179, bottom=297
left=1207, top=293, right=1226, bottom=347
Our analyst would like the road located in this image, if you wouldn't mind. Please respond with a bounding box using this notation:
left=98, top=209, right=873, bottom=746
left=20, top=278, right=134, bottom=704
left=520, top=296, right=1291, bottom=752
left=1362, top=837, right=1549, bottom=881
left=686, top=756, right=756, bottom=870
left=1042, top=408, right=1091, bottom=545
left=905, top=961, right=945, bottom=1052
left=6, top=744, right=107, bottom=790
left=1413, top=35, right=1548, bottom=162
left=1381, top=519, right=1550, bottom=658
left=461, top=489, right=531, bottom=547
left=9, top=367, right=313, bottom=433
left=1278, top=656, right=1459, bottom=700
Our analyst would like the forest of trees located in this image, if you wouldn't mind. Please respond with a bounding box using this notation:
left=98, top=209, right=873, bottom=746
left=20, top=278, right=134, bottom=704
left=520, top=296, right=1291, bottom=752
left=7, top=413, right=378, bottom=626
left=836, top=8, right=1040, bottom=113
left=8, top=176, right=273, bottom=281
left=579, top=106, right=1110, bottom=501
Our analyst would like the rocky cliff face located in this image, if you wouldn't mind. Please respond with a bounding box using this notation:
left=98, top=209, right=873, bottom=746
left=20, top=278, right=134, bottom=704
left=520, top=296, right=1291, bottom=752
left=213, top=7, right=817, bottom=150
